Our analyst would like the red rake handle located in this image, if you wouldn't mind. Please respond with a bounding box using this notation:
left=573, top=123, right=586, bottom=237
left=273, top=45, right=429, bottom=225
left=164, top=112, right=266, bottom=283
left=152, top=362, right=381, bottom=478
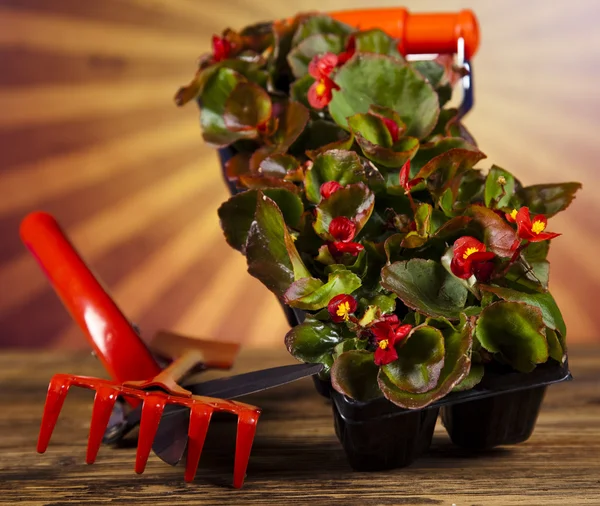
left=20, top=212, right=162, bottom=383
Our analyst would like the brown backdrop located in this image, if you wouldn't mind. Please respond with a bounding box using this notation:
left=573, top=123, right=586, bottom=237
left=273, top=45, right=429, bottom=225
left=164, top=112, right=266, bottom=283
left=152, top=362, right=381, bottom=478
left=0, top=0, right=598, bottom=349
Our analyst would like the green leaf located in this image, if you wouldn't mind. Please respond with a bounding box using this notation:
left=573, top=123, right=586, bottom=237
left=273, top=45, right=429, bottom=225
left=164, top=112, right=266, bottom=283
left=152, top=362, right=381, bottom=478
left=484, top=165, right=515, bottom=209
left=476, top=301, right=549, bottom=372
left=246, top=193, right=311, bottom=296
left=223, top=81, right=272, bottom=132
left=218, top=189, right=304, bottom=252
left=304, top=149, right=365, bottom=203
left=302, top=120, right=354, bottom=158
left=270, top=100, right=310, bottom=151
left=285, top=316, right=345, bottom=363
left=507, top=240, right=551, bottom=290
left=259, top=154, right=301, bottom=178
left=200, top=68, right=251, bottom=147
left=432, top=216, right=474, bottom=240
left=290, top=74, right=313, bottom=108
left=519, top=182, right=582, bottom=217
left=347, top=113, right=393, bottom=147
left=479, top=285, right=567, bottom=337
left=411, top=60, right=445, bottom=88
left=283, top=268, right=362, bottom=310
left=382, top=326, right=445, bottom=394
left=331, top=350, right=382, bottom=402
left=410, top=137, right=479, bottom=176
left=414, top=203, right=432, bottom=236
left=378, top=316, right=473, bottom=408
left=415, top=147, right=486, bottom=199
left=545, top=327, right=566, bottom=363
left=452, top=363, right=484, bottom=392
left=292, top=15, right=353, bottom=45
left=456, top=169, right=486, bottom=209
left=466, top=205, right=519, bottom=258
left=354, top=29, right=403, bottom=58
left=370, top=294, right=397, bottom=314
left=333, top=338, right=367, bottom=358
left=384, top=233, right=405, bottom=263
left=313, top=183, right=375, bottom=239
left=287, top=33, right=344, bottom=78
left=329, top=54, right=439, bottom=139
left=400, top=203, right=432, bottom=249
left=381, top=259, right=468, bottom=319
left=250, top=100, right=310, bottom=169
left=348, top=112, right=419, bottom=168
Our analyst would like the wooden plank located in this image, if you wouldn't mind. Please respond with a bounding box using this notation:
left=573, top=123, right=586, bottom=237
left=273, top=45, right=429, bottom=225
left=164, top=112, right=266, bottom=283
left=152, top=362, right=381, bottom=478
left=0, top=346, right=597, bottom=504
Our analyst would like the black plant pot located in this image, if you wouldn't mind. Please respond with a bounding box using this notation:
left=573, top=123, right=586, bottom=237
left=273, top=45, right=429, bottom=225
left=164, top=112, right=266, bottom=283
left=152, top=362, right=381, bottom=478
left=331, top=389, right=439, bottom=471
left=441, top=386, right=546, bottom=450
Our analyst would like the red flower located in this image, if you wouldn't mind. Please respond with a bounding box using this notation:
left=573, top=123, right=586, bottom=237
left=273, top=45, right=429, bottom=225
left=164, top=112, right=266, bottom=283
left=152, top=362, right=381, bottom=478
left=327, top=217, right=363, bottom=257
left=320, top=181, right=343, bottom=199
left=398, top=160, right=423, bottom=193
left=328, top=241, right=364, bottom=256
left=337, top=35, right=356, bottom=65
left=328, top=294, right=358, bottom=323
left=505, top=208, right=518, bottom=223
left=329, top=216, right=356, bottom=242
left=372, top=321, right=412, bottom=366
left=450, top=236, right=496, bottom=280
left=514, top=207, right=561, bottom=242
left=382, top=117, right=400, bottom=143
left=307, top=53, right=340, bottom=109
left=212, top=35, right=232, bottom=62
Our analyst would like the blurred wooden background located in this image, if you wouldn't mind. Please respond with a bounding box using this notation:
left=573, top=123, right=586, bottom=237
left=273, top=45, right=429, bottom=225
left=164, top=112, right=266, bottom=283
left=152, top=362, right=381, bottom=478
left=0, top=0, right=598, bottom=349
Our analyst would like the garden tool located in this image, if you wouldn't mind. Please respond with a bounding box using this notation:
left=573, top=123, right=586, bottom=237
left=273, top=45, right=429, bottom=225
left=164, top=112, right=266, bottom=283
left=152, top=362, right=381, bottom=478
left=20, top=212, right=322, bottom=485
left=36, top=348, right=261, bottom=488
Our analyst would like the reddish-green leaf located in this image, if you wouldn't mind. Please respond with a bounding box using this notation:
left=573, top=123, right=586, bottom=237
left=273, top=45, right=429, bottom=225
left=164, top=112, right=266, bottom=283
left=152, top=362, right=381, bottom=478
left=466, top=205, right=519, bottom=258
left=245, top=193, right=311, bottom=296
left=329, top=54, right=439, bottom=139
left=331, top=350, right=381, bottom=402
left=283, top=268, right=361, bottom=310
left=223, top=81, right=272, bottom=132
left=379, top=316, right=473, bottom=409
left=304, top=149, right=365, bottom=203
left=381, top=259, right=468, bottom=319
left=519, top=182, right=582, bottom=217
left=381, top=325, right=445, bottom=394
left=475, top=301, right=549, bottom=372
left=313, top=183, right=375, bottom=239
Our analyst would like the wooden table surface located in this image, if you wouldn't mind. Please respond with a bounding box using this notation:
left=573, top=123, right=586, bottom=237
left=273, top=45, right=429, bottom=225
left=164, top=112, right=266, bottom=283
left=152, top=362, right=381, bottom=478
left=0, top=346, right=599, bottom=505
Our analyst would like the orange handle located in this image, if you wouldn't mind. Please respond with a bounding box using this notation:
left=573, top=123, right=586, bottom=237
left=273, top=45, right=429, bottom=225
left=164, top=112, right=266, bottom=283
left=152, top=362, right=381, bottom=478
left=20, top=212, right=162, bottom=383
left=328, top=8, right=479, bottom=60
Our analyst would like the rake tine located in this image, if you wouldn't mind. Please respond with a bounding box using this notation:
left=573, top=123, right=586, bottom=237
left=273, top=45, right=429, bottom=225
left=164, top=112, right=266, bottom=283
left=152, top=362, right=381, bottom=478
left=86, top=386, right=119, bottom=464
left=184, top=404, right=214, bottom=482
left=233, top=408, right=261, bottom=489
left=135, top=394, right=167, bottom=474
left=37, top=374, right=72, bottom=453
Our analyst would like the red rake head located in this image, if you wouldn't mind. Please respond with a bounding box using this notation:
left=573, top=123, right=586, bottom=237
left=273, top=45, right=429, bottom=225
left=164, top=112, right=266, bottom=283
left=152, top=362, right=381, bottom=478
left=37, top=374, right=261, bottom=488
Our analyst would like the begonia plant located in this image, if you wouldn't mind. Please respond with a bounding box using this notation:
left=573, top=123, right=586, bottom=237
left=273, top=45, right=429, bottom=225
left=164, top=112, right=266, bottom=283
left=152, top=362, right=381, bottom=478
left=175, top=13, right=581, bottom=409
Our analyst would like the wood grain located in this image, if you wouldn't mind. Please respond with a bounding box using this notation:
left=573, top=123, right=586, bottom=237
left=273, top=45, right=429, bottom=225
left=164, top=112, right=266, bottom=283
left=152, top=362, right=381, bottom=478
left=0, top=0, right=598, bottom=350
left=0, top=346, right=598, bottom=505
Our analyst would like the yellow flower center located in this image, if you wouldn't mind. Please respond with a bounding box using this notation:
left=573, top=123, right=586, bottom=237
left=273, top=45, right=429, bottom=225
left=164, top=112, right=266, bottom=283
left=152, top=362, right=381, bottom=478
left=378, top=339, right=389, bottom=350
left=336, top=301, right=351, bottom=321
left=463, top=246, right=480, bottom=260
left=315, top=80, right=327, bottom=96
left=531, top=220, right=546, bottom=234
left=510, top=209, right=518, bottom=220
